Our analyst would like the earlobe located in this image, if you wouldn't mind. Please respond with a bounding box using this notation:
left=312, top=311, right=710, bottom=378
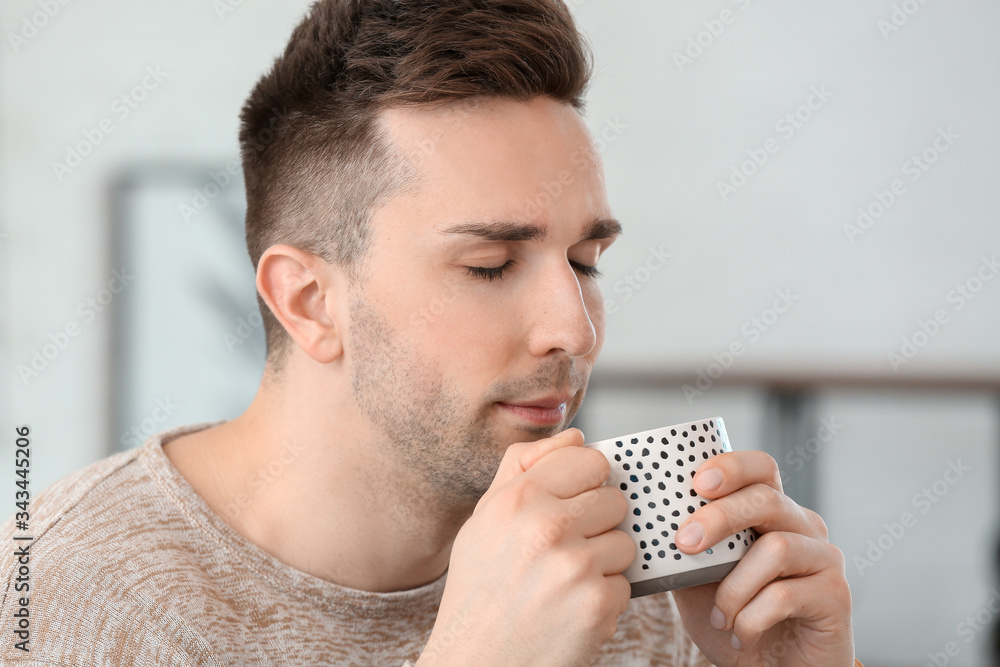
left=256, top=244, right=344, bottom=364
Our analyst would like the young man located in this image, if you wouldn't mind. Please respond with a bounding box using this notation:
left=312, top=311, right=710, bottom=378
left=1, top=0, right=857, bottom=664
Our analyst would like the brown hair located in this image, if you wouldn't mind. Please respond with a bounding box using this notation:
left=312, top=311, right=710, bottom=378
left=239, top=0, right=594, bottom=372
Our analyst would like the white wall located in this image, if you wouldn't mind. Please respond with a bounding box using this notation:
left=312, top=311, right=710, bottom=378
left=576, top=0, right=1000, bottom=376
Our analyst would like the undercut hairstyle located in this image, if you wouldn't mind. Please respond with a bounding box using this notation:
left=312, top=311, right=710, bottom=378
left=239, top=0, right=594, bottom=373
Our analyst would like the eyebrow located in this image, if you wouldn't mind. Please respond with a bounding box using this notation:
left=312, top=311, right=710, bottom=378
left=439, top=218, right=623, bottom=242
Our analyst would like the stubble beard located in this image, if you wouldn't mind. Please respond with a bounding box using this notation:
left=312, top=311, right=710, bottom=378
left=347, top=292, right=585, bottom=513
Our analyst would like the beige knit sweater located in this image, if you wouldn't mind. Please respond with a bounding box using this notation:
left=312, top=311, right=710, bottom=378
left=0, top=422, right=713, bottom=666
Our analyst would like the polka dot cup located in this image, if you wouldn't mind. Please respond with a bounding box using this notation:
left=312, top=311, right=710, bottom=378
left=585, top=417, right=758, bottom=598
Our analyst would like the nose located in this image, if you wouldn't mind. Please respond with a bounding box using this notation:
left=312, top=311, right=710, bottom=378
left=525, top=258, right=598, bottom=359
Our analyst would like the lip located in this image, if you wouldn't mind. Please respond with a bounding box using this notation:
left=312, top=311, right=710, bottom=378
left=497, top=394, right=571, bottom=425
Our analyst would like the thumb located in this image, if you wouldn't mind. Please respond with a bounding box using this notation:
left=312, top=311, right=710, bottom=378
left=474, top=428, right=585, bottom=514
left=516, top=427, right=585, bottom=472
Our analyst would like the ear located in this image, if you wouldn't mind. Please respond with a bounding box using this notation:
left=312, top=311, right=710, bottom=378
left=256, top=244, right=345, bottom=364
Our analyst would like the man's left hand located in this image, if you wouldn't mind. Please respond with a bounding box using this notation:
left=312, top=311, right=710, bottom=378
left=671, top=450, right=855, bottom=666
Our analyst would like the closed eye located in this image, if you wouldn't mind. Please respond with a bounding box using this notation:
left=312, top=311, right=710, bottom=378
left=465, top=260, right=515, bottom=281
left=572, top=261, right=602, bottom=279
left=465, top=259, right=602, bottom=281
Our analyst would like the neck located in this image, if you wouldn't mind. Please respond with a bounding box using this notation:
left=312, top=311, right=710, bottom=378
left=165, top=361, right=470, bottom=593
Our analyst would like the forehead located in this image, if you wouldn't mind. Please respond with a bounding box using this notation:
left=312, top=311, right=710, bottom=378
left=376, top=96, right=610, bottom=236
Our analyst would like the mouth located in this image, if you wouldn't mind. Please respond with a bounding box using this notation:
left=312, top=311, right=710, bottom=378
left=496, top=394, right=572, bottom=426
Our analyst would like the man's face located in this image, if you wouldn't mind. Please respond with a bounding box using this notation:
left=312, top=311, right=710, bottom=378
left=345, top=96, right=619, bottom=507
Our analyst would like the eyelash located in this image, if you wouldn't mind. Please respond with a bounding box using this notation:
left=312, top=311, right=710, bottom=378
left=466, top=259, right=602, bottom=281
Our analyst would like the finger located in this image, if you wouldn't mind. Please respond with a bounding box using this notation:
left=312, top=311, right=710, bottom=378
left=519, top=427, right=586, bottom=471
left=567, top=485, right=629, bottom=539
left=710, top=532, right=846, bottom=633
left=584, top=529, right=637, bottom=577
left=520, top=441, right=611, bottom=500
left=675, top=483, right=818, bottom=553
left=476, top=428, right=585, bottom=512
left=519, top=487, right=626, bottom=559
left=602, top=572, right=634, bottom=620
left=691, top=450, right=784, bottom=500
left=728, top=565, right=852, bottom=652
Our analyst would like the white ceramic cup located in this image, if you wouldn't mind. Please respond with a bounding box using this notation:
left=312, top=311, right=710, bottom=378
left=585, top=416, right=759, bottom=597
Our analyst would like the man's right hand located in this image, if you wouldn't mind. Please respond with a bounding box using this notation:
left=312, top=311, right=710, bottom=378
left=416, top=428, right=636, bottom=667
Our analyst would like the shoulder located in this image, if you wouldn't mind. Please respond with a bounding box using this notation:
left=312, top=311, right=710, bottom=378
left=0, top=435, right=224, bottom=665
left=0, top=437, right=200, bottom=573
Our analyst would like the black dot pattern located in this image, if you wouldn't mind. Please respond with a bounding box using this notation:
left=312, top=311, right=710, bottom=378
left=585, top=417, right=759, bottom=583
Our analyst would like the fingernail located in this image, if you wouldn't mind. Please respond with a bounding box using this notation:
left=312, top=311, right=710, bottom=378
left=676, top=521, right=703, bottom=549
left=731, top=633, right=742, bottom=651
left=697, top=468, right=722, bottom=492
left=710, top=605, right=726, bottom=630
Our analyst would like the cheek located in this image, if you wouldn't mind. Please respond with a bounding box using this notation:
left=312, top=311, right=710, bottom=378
left=408, top=287, right=516, bottom=368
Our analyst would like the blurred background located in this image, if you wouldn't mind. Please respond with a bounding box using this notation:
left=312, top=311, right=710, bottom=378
left=2, top=1, right=998, bottom=664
